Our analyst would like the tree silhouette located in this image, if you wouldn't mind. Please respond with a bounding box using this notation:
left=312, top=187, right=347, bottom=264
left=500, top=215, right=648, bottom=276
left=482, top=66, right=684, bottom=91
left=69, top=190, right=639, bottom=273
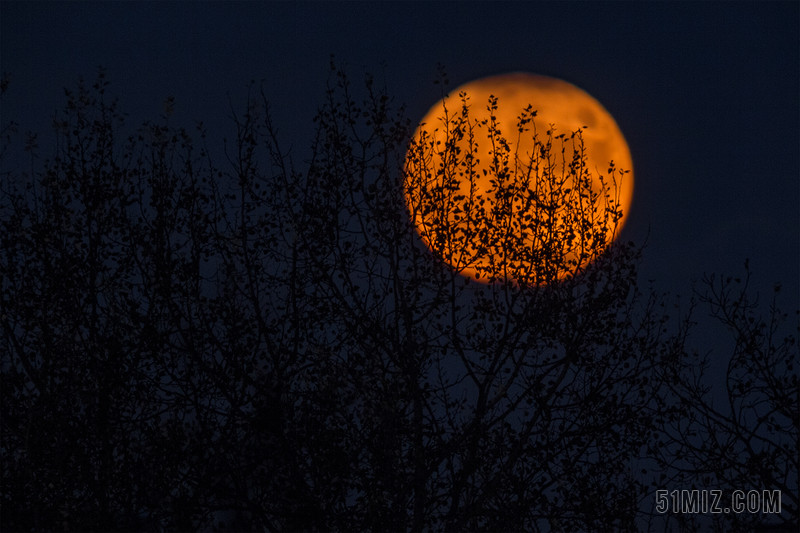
left=1, top=65, right=796, bottom=532
left=644, top=267, right=798, bottom=532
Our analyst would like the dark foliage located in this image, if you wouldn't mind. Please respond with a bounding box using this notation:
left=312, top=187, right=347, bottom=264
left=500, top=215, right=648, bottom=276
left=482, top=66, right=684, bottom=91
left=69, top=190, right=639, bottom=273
left=1, top=66, right=796, bottom=532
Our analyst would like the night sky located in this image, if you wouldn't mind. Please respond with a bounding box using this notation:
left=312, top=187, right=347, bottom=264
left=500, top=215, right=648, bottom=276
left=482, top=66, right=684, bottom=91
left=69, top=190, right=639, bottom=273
left=2, top=1, right=798, bottom=529
left=4, top=2, right=797, bottom=312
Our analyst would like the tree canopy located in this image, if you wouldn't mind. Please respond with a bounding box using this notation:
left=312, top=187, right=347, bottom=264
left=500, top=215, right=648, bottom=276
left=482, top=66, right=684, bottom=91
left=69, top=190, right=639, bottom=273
left=1, top=66, right=796, bottom=532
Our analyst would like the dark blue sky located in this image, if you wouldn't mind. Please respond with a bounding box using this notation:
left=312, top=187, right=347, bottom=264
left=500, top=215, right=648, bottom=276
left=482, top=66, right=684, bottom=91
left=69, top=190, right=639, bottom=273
left=3, top=1, right=798, bottom=321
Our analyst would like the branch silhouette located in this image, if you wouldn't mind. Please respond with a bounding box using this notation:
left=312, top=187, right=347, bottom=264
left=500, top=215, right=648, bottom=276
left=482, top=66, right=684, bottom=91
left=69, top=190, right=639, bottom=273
left=1, top=65, right=796, bottom=532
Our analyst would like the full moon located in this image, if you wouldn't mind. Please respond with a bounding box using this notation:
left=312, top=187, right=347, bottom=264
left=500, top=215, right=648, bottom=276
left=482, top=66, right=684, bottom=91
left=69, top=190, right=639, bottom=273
left=403, top=73, right=634, bottom=285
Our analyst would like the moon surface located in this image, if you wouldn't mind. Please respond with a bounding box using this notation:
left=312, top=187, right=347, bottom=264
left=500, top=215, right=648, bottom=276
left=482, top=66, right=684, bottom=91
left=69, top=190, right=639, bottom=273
left=403, top=73, right=634, bottom=285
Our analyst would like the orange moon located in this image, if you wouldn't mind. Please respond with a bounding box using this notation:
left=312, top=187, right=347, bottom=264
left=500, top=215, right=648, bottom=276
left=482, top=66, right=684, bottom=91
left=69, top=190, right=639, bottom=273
left=403, top=73, right=634, bottom=285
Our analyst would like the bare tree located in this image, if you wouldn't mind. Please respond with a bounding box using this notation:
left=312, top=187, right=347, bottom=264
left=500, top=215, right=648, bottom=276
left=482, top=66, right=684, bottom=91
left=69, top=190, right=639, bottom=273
left=262, top=65, right=683, bottom=531
left=644, top=266, right=798, bottom=532
left=2, top=65, right=795, bottom=532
